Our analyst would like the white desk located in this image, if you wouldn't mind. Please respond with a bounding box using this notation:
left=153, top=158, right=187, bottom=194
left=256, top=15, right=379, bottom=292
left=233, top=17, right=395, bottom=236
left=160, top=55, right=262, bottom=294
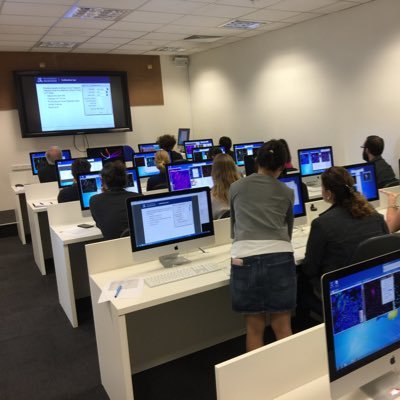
left=25, top=182, right=59, bottom=275
left=86, top=227, right=309, bottom=400
left=48, top=201, right=103, bottom=327
left=9, top=170, right=38, bottom=245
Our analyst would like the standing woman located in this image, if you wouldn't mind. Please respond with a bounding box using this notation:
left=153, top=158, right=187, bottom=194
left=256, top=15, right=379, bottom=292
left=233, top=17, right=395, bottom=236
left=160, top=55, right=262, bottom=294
left=211, top=153, right=240, bottom=219
left=230, top=140, right=296, bottom=352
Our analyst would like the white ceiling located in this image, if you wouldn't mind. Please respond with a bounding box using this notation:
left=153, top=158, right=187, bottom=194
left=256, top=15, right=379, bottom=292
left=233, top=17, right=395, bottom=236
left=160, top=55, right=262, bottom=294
left=0, top=0, right=374, bottom=55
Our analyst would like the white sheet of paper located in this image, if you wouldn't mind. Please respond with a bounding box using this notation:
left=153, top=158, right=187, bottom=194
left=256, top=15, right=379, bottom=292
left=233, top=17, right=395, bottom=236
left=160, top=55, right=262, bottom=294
left=98, top=277, right=144, bottom=303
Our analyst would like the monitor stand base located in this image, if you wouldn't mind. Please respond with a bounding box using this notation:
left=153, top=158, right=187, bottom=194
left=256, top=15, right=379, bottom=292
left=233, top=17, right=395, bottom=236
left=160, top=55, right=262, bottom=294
left=159, top=254, right=190, bottom=268
left=361, top=371, right=400, bottom=400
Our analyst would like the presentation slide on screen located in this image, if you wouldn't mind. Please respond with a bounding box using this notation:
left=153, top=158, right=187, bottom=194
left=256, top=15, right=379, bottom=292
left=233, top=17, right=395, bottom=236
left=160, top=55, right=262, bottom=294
left=35, top=76, right=115, bottom=132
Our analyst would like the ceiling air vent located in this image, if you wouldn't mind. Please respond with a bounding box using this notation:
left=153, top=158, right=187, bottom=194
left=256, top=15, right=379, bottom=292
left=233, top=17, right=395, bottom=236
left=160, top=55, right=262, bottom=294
left=64, top=6, right=131, bottom=21
left=220, top=20, right=264, bottom=30
left=153, top=47, right=186, bottom=52
left=38, top=41, right=79, bottom=48
left=184, top=35, right=222, bottom=43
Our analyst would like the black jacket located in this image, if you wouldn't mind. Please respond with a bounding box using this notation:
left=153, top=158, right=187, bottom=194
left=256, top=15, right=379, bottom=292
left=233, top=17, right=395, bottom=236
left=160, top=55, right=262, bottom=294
left=38, top=163, right=57, bottom=183
left=170, top=150, right=183, bottom=162
left=90, top=190, right=139, bottom=240
left=147, top=172, right=168, bottom=191
left=302, top=205, right=389, bottom=292
left=373, top=156, right=398, bottom=188
left=58, top=184, right=79, bottom=203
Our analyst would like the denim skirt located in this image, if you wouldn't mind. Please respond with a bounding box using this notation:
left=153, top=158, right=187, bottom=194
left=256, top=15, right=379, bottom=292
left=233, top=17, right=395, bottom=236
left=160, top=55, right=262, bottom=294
left=230, top=252, right=297, bottom=314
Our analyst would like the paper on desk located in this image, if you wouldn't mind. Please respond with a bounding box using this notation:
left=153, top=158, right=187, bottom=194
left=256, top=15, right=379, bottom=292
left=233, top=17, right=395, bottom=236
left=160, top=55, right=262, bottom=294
left=98, top=277, right=144, bottom=303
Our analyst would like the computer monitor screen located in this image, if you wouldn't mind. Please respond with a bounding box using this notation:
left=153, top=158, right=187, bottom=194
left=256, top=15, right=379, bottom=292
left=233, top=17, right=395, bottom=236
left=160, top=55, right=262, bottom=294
left=178, top=128, right=190, bottom=146
left=133, top=151, right=161, bottom=178
left=77, top=168, right=140, bottom=210
left=322, top=251, right=400, bottom=398
left=278, top=173, right=306, bottom=217
left=184, top=139, right=214, bottom=160
left=344, top=163, right=379, bottom=202
left=138, top=143, right=161, bottom=153
left=127, top=187, right=214, bottom=252
left=192, top=146, right=225, bottom=162
left=86, top=145, right=125, bottom=164
left=233, top=142, right=264, bottom=166
left=298, top=146, right=334, bottom=176
left=55, top=157, right=103, bottom=188
left=30, top=149, right=71, bottom=175
left=166, top=160, right=213, bottom=191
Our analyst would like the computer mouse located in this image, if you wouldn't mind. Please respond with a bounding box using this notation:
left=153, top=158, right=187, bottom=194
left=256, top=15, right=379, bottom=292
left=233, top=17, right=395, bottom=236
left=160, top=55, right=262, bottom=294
left=15, top=184, right=24, bottom=187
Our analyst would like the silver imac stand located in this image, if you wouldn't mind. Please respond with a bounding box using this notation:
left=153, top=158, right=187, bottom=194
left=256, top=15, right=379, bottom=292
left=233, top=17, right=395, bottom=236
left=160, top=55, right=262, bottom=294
left=159, top=253, right=190, bottom=268
left=361, top=371, right=400, bottom=400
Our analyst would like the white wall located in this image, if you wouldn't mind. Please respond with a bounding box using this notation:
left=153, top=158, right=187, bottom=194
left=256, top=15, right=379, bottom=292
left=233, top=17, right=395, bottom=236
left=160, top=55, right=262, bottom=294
left=1, top=55, right=192, bottom=211
left=189, top=0, right=400, bottom=172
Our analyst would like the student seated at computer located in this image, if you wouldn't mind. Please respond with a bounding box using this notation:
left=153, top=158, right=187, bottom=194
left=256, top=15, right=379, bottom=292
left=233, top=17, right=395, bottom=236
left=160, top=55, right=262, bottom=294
left=58, top=159, right=91, bottom=203
left=219, top=136, right=234, bottom=159
left=230, top=139, right=296, bottom=352
left=302, top=167, right=388, bottom=298
left=362, top=135, right=398, bottom=188
left=279, top=139, right=296, bottom=172
left=90, top=161, right=139, bottom=240
left=211, top=154, right=240, bottom=219
left=158, top=134, right=183, bottom=162
left=146, top=150, right=170, bottom=191
left=38, top=146, right=62, bottom=183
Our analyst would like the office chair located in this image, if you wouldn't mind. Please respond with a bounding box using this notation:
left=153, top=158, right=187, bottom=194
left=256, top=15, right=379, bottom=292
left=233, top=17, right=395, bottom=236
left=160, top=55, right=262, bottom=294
left=219, top=210, right=231, bottom=219
left=383, top=179, right=400, bottom=188
left=350, top=233, right=400, bottom=263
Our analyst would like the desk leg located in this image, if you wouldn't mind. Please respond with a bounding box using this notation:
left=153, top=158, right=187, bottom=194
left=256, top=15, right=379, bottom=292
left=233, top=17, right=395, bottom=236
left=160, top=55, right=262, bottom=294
left=90, top=279, right=134, bottom=400
left=28, top=207, right=46, bottom=275
left=15, top=194, right=26, bottom=245
left=50, top=230, right=78, bottom=328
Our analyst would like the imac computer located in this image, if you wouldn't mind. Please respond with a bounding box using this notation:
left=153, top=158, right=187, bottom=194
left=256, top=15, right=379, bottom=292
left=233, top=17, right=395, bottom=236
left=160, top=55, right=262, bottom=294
left=192, top=146, right=225, bottom=162
left=322, top=250, right=400, bottom=400
left=126, top=187, right=215, bottom=267
left=344, top=162, right=379, bottom=206
left=278, top=173, right=307, bottom=224
left=233, top=142, right=264, bottom=167
left=55, top=157, right=103, bottom=188
left=166, top=160, right=213, bottom=192
left=184, top=139, right=214, bottom=161
left=30, top=149, right=71, bottom=175
left=86, top=145, right=125, bottom=164
left=133, top=151, right=162, bottom=178
left=177, top=128, right=190, bottom=146
left=77, top=167, right=141, bottom=210
left=138, top=143, right=161, bottom=153
left=298, top=146, right=334, bottom=186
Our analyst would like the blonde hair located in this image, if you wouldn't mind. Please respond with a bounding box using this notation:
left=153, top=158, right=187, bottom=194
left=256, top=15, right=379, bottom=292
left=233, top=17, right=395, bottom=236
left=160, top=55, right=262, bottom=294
left=211, top=154, right=240, bottom=203
left=155, top=150, right=170, bottom=172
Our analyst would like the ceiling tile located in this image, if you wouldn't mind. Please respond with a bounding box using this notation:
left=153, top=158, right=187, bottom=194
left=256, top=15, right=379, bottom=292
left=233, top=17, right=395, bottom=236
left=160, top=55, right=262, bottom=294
left=117, top=43, right=156, bottom=50
left=109, top=49, right=146, bottom=54
left=282, top=12, right=320, bottom=23
left=314, top=1, right=359, bottom=13
left=97, top=29, right=147, bottom=39
left=55, top=18, right=115, bottom=29
left=139, top=0, right=205, bottom=14
left=0, top=46, right=32, bottom=51
left=270, top=0, right=339, bottom=12
left=0, top=39, right=36, bottom=45
left=215, top=0, right=280, bottom=7
left=111, top=21, right=162, bottom=32
left=130, top=38, right=172, bottom=46
left=236, top=28, right=268, bottom=37
left=0, top=33, right=42, bottom=41
left=5, top=0, right=74, bottom=4
left=77, top=42, right=120, bottom=49
left=72, top=47, right=109, bottom=53
left=173, top=14, right=230, bottom=27
left=243, top=8, right=300, bottom=21
left=47, top=27, right=101, bottom=37
left=142, top=32, right=188, bottom=41
left=1, top=1, right=70, bottom=17
left=31, top=47, right=72, bottom=52
left=261, top=21, right=292, bottom=30
left=0, top=14, right=58, bottom=26
left=156, top=24, right=199, bottom=34
left=76, top=0, right=148, bottom=9
left=0, top=24, right=49, bottom=34
left=191, top=3, right=256, bottom=18
left=85, top=36, right=131, bottom=45
left=121, top=11, right=183, bottom=24
left=41, top=34, right=87, bottom=42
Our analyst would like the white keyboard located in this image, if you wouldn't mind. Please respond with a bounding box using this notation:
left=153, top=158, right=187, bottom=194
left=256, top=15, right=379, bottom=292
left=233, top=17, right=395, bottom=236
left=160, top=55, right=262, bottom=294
left=292, top=235, right=309, bottom=249
left=145, top=259, right=231, bottom=288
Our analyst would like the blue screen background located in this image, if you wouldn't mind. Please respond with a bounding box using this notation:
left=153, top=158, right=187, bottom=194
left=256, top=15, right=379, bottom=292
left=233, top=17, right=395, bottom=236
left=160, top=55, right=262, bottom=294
left=278, top=175, right=305, bottom=217
left=345, top=164, right=378, bottom=201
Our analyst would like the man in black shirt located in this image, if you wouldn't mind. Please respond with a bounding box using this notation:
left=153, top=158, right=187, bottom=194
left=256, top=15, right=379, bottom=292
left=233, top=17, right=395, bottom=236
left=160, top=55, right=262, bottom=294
left=362, top=135, right=398, bottom=188
left=38, top=146, right=62, bottom=183
left=158, top=134, right=183, bottom=162
left=58, top=159, right=91, bottom=203
left=90, top=161, right=139, bottom=240
left=219, top=136, right=235, bottom=160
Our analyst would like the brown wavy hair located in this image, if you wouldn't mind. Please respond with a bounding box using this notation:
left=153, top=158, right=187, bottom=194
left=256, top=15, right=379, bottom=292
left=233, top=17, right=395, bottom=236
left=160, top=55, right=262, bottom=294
left=321, top=166, right=375, bottom=218
left=211, top=154, right=240, bottom=203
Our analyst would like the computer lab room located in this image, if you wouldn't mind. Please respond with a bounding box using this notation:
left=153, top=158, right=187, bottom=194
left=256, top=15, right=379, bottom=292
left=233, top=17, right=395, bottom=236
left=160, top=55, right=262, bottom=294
left=3, top=0, right=400, bottom=399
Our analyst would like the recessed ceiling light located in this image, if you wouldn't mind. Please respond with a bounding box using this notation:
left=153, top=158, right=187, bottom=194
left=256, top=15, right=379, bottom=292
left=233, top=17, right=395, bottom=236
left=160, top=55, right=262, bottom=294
left=184, top=35, right=222, bottom=43
left=153, top=47, right=186, bottom=52
left=64, top=6, right=131, bottom=21
left=38, top=41, right=79, bottom=48
left=220, top=20, right=264, bottom=30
